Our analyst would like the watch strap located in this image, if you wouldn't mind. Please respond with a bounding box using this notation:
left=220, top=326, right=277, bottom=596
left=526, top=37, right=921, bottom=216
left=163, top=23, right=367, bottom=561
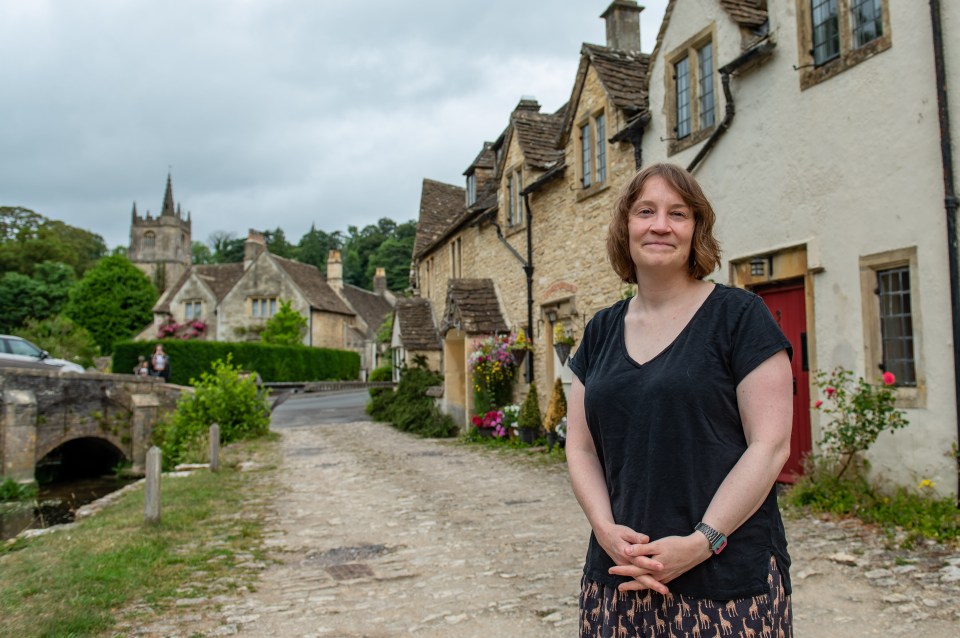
left=695, top=521, right=728, bottom=554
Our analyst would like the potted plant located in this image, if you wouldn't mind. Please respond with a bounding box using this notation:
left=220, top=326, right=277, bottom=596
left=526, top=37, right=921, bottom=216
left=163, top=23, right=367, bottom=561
left=543, top=377, right=567, bottom=451
left=470, top=409, right=507, bottom=439
left=508, top=328, right=533, bottom=368
left=501, top=403, right=521, bottom=437
left=517, top=382, right=542, bottom=444
left=553, top=324, right=576, bottom=365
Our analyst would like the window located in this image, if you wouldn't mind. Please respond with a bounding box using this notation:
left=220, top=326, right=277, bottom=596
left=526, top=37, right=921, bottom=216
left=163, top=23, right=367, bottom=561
left=144, top=231, right=156, bottom=248
left=859, top=247, right=923, bottom=407
left=184, top=301, right=202, bottom=320
left=580, top=123, right=592, bottom=187
left=450, top=237, right=462, bottom=278
left=466, top=172, right=477, bottom=206
left=797, top=0, right=890, bottom=90
left=250, top=297, right=277, bottom=318
left=578, top=111, right=607, bottom=192
left=507, top=169, right=524, bottom=226
left=665, top=27, right=716, bottom=154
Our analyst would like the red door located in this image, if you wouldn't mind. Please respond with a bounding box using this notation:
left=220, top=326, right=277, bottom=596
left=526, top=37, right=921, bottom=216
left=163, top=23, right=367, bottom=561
left=755, top=281, right=811, bottom=483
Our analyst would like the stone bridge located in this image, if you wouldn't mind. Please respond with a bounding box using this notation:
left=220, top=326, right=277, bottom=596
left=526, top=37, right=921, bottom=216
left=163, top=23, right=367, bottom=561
left=0, top=368, right=183, bottom=484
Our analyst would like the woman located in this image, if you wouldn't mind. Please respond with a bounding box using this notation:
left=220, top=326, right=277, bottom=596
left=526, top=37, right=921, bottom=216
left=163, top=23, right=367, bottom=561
left=150, top=344, right=170, bottom=382
left=567, top=163, right=794, bottom=637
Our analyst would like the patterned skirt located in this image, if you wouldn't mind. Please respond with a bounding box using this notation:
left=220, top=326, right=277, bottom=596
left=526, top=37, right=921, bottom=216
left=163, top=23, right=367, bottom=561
left=579, top=556, right=792, bottom=638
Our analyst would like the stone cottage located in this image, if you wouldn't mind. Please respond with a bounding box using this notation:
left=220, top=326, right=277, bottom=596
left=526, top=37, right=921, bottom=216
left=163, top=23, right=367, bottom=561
left=399, top=0, right=960, bottom=497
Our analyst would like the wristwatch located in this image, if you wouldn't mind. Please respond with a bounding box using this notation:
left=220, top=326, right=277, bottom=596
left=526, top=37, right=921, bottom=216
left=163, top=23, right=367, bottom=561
left=695, top=521, right=728, bottom=554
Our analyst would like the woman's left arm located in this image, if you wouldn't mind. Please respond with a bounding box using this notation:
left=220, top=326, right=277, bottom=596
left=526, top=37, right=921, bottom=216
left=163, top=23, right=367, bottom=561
left=611, top=349, right=793, bottom=591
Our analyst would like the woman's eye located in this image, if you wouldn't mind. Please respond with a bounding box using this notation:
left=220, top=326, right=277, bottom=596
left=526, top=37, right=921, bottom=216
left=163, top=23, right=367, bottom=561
left=634, top=208, right=653, bottom=217
left=670, top=210, right=689, bottom=218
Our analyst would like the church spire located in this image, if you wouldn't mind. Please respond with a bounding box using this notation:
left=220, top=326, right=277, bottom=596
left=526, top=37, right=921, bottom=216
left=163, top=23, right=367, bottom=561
left=161, top=173, right=175, bottom=217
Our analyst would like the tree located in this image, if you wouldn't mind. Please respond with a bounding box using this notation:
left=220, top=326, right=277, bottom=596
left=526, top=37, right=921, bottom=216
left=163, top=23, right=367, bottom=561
left=260, top=299, right=307, bottom=346
left=263, top=227, right=294, bottom=258
left=208, top=231, right=244, bottom=263
left=191, top=241, right=214, bottom=264
left=294, top=224, right=342, bottom=273
left=64, top=255, right=158, bottom=354
left=0, top=207, right=106, bottom=277
left=14, top=315, right=100, bottom=369
left=0, top=261, right=76, bottom=332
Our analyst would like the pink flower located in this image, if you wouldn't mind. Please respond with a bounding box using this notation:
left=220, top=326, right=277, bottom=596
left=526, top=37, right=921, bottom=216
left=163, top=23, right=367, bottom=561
left=825, top=386, right=835, bottom=397
left=882, top=371, right=896, bottom=386
left=814, top=400, right=823, bottom=408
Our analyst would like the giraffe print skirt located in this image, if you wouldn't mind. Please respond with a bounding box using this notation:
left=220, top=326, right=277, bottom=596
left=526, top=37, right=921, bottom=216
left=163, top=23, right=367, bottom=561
left=578, top=556, right=792, bottom=638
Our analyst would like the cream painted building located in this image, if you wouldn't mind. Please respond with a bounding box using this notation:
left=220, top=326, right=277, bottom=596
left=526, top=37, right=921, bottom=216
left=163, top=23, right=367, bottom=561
left=401, top=0, right=960, bottom=497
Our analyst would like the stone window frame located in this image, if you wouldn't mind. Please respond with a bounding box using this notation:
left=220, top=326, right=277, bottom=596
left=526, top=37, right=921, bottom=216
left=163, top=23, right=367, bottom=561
left=505, top=165, right=525, bottom=229
left=250, top=296, right=277, bottom=318
left=858, top=246, right=925, bottom=408
left=795, top=0, right=892, bottom=91
left=424, top=256, right=434, bottom=298
left=466, top=171, right=477, bottom=206
left=664, top=23, right=718, bottom=157
left=184, top=300, right=202, bottom=320
left=450, top=236, right=463, bottom=278
left=143, top=231, right=156, bottom=248
left=576, top=108, right=611, bottom=202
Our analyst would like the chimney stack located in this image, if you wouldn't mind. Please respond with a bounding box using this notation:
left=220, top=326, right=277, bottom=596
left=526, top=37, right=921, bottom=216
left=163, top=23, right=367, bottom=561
left=244, top=229, right=266, bottom=269
left=601, top=0, right=643, bottom=52
left=327, top=249, right=343, bottom=291
left=373, top=267, right=387, bottom=296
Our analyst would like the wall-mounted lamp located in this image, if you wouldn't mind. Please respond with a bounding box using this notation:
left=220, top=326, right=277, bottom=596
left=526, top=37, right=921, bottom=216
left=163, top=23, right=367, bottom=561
left=544, top=308, right=558, bottom=324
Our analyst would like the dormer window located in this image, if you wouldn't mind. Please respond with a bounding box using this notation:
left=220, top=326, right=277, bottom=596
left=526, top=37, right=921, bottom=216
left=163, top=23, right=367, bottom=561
left=466, top=172, right=477, bottom=206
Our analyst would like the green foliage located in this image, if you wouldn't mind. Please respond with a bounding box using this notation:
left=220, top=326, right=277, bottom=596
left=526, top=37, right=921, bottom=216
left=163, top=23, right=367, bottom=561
left=14, top=315, right=100, bottom=368
left=207, top=231, right=245, bottom=263
left=263, top=227, right=294, bottom=258
left=786, top=459, right=960, bottom=546
left=64, top=255, right=157, bottom=354
left=191, top=240, right=214, bottom=264
left=261, top=299, right=307, bottom=346
left=0, top=261, right=76, bottom=332
left=341, top=218, right=414, bottom=290
left=366, top=363, right=395, bottom=421
left=0, top=206, right=106, bottom=277
left=0, top=478, right=38, bottom=502
left=543, top=378, right=567, bottom=433
left=814, top=366, right=909, bottom=478
left=113, top=339, right=360, bottom=385
left=380, top=364, right=457, bottom=438
left=294, top=224, right=342, bottom=273
left=518, top=382, right=543, bottom=432
left=153, top=356, right=270, bottom=468
left=375, top=314, right=393, bottom=345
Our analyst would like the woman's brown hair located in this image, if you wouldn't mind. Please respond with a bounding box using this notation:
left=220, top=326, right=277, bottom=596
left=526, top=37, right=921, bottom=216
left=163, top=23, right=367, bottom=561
left=606, top=163, right=722, bottom=283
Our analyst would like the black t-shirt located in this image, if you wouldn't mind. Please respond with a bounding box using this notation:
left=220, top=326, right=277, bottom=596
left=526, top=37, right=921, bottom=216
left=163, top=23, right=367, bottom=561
left=568, top=284, right=792, bottom=600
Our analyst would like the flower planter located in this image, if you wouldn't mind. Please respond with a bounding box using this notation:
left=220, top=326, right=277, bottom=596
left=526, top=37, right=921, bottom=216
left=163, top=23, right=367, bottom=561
left=519, top=427, right=537, bottom=444
left=554, top=343, right=572, bottom=365
left=475, top=427, right=494, bottom=439
left=546, top=431, right=559, bottom=451
left=511, top=348, right=527, bottom=368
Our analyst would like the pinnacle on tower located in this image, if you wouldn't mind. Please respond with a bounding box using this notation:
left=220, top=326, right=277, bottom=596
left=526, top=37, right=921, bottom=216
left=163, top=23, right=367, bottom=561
left=161, top=173, right=176, bottom=217
left=131, top=202, right=138, bottom=221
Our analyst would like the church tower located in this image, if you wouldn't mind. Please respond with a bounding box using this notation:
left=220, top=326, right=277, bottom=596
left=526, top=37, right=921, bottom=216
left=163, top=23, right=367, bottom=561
left=128, top=173, right=192, bottom=292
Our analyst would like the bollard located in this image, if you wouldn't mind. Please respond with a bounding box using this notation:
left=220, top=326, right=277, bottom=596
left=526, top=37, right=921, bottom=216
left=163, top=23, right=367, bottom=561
left=144, top=446, right=161, bottom=524
left=209, top=423, right=220, bottom=473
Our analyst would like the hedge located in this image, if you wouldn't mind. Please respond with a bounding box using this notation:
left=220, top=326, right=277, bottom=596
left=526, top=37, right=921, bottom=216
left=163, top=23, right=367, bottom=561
left=113, top=339, right=360, bottom=385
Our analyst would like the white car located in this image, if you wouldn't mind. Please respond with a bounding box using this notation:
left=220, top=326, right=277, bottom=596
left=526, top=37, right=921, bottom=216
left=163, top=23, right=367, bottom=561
left=0, top=335, right=86, bottom=374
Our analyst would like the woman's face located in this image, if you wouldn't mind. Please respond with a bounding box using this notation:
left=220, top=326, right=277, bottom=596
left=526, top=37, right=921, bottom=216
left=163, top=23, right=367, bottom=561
left=626, top=175, right=696, bottom=276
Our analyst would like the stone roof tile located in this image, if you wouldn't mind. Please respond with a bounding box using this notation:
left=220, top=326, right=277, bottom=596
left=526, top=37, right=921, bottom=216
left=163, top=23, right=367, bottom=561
left=414, top=178, right=466, bottom=259
left=441, top=278, right=508, bottom=335
left=272, top=255, right=354, bottom=315
left=582, top=43, right=650, bottom=114
left=512, top=109, right=564, bottom=170
left=341, top=284, right=394, bottom=338
left=153, top=262, right=245, bottom=314
left=720, top=0, right=768, bottom=28
left=395, top=297, right=441, bottom=351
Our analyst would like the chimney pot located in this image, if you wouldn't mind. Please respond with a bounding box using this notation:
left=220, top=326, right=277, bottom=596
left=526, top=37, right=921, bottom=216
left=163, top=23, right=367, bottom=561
left=601, top=0, right=643, bottom=52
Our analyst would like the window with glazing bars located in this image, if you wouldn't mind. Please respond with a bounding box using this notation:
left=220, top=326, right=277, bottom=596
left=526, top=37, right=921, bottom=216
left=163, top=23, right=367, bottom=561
left=675, top=57, right=691, bottom=139
left=513, top=169, right=524, bottom=225
left=595, top=114, right=606, bottom=183
left=877, top=266, right=916, bottom=386
left=580, top=123, right=592, bottom=187
left=507, top=173, right=515, bottom=224
left=851, top=0, right=883, bottom=48
left=811, top=0, right=840, bottom=66
left=698, top=42, right=715, bottom=129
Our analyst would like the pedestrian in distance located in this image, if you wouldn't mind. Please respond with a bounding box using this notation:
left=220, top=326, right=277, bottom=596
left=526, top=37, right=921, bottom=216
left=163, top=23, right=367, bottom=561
left=133, top=355, right=150, bottom=376
left=566, top=163, right=794, bottom=637
left=149, top=344, right=171, bottom=382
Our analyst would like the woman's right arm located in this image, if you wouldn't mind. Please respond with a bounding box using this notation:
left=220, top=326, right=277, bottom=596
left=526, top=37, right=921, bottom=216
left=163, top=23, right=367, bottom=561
left=566, top=377, right=664, bottom=584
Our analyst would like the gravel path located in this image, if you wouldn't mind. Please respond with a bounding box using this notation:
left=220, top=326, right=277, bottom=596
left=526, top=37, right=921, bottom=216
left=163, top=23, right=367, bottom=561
left=129, top=419, right=960, bottom=637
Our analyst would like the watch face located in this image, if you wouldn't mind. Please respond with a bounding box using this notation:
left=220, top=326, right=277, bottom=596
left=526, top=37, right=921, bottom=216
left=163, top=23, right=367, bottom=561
left=713, top=538, right=727, bottom=554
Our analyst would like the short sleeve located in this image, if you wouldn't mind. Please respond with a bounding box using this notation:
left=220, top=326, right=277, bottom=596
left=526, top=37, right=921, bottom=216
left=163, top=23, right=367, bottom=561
left=567, top=323, right=591, bottom=384
left=730, top=295, right=793, bottom=386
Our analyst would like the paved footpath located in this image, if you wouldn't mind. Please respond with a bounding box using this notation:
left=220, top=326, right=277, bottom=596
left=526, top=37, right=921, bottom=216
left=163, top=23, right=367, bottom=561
left=132, top=417, right=960, bottom=637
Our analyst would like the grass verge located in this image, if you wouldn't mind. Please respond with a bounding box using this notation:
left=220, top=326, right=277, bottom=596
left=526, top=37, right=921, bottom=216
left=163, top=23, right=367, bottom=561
left=0, top=434, right=279, bottom=638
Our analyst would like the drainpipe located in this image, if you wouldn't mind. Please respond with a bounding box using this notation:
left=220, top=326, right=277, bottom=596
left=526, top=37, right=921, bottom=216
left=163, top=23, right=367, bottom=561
left=687, top=40, right=775, bottom=174
left=486, top=211, right=534, bottom=383
left=928, top=0, right=960, bottom=506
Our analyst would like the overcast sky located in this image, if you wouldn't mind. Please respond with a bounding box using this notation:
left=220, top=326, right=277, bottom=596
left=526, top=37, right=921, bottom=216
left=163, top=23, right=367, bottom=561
left=0, top=0, right=668, bottom=250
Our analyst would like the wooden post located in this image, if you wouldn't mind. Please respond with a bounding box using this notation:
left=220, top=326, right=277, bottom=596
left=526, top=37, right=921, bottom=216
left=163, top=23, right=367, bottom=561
left=209, top=423, right=220, bottom=473
left=144, top=446, right=161, bottom=524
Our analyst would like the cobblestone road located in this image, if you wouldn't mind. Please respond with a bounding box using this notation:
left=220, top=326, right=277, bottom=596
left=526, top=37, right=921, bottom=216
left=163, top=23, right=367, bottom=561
left=130, top=415, right=960, bottom=637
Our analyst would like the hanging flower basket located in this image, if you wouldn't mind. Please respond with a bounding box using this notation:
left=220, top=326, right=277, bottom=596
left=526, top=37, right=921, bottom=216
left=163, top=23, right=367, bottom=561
left=511, top=348, right=527, bottom=368
left=554, top=343, right=572, bottom=365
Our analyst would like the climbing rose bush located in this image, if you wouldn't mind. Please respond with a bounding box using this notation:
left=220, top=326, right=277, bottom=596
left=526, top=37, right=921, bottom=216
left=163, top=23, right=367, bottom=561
left=813, top=366, right=908, bottom=478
